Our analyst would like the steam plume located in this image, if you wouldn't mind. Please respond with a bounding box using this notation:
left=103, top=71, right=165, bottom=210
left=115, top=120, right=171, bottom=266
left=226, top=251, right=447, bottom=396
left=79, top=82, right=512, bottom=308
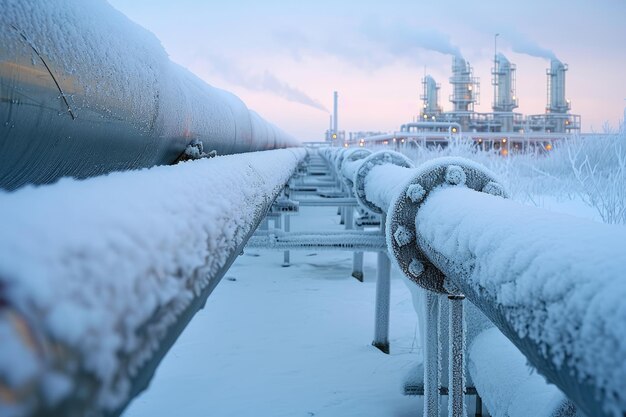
left=204, top=54, right=328, bottom=112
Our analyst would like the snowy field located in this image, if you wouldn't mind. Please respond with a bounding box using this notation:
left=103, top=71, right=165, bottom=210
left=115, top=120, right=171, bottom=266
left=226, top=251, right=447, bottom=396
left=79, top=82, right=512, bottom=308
left=124, top=133, right=625, bottom=417
left=124, top=205, right=422, bottom=417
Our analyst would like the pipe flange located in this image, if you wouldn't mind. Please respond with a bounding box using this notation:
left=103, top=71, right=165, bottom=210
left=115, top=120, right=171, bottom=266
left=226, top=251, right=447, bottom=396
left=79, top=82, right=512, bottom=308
left=386, top=157, right=509, bottom=294
left=341, top=149, right=372, bottom=188
left=354, top=151, right=414, bottom=214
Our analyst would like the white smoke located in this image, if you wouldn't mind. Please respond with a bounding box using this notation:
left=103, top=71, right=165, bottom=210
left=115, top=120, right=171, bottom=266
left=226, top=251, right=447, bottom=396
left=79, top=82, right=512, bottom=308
left=361, top=19, right=463, bottom=59
left=500, top=30, right=557, bottom=60
left=202, top=54, right=328, bottom=112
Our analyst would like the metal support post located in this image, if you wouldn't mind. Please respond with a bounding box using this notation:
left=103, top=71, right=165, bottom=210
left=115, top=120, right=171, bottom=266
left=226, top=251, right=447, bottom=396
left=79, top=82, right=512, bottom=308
left=282, top=215, right=290, bottom=267
left=448, top=294, right=466, bottom=417
left=352, top=222, right=364, bottom=281
left=439, top=294, right=450, bottom=390
left=373, top=213, right=390, bottom=354
left=345, top=205, right=354, bottom=230
left=424, top=291, right=440, bottom=417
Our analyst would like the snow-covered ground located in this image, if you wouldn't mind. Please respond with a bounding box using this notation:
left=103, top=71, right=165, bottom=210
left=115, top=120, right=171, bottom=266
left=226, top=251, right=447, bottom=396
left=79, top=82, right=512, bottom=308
left=124, top=204, right=423, bottom=417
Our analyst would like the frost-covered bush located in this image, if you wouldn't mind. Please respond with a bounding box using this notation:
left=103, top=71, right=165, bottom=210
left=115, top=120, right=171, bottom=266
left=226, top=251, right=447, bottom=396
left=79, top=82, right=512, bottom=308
left=377, top=130, right=626, bottom=224
left=557, top=133, right=626, bottom=224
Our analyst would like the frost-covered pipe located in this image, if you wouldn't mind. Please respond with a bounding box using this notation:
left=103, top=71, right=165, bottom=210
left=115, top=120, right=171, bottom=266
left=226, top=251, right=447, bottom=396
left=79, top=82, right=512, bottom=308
left=246, top=230, right=387, bottom=252
left=0, top=148, right=306, bottom=417
left=0, top=0, right=298, bottom=190
left=468, top=328, right=577, bottom=417
left=340, top=149, right=372, bottom=189
left=382, top=156, right=580, bottom=417
left=353, top=151, right=414, bottom=214
left=415, top=186, right=626, bottom=417
left=341, top=159, right=363, bottom=185
left=363, top=164, right=416, bottom=213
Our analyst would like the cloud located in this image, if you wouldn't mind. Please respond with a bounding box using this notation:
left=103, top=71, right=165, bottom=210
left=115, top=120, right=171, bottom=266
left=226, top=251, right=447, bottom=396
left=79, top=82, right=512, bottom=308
left=203, top=54, right=328, bottom=112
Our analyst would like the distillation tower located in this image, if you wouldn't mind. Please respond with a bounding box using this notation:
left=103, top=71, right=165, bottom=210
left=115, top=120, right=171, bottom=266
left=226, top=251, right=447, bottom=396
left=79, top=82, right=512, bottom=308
left=417, top=55, right=580, bottom=133
left=492, top=53, right=519, bottom=132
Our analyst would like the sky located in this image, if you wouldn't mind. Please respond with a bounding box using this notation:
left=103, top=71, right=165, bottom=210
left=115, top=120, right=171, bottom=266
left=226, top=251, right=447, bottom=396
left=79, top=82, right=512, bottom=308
left=108, top=0, right=626, bottom=140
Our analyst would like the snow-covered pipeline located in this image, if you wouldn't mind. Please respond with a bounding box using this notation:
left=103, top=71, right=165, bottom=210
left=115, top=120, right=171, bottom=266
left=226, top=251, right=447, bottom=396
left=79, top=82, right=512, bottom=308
left=0, top=0, right=300, bottom=190
left=0, top=148, right=306, bottom=417
left=416, top=186, right=626, bottom=417
left=323, top=147, right=626, bottom=417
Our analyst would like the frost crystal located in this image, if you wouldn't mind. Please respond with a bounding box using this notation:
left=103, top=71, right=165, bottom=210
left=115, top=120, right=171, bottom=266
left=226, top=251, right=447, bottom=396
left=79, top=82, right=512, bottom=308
left=482, top=181, right=505, bottom=197
left=408, top=259, right=425, bottom=277
left=406, top=183, right=426, bottom=203
left=393, top=226, right=414, bottom=247
left=445, top=165, right=466, bottom=185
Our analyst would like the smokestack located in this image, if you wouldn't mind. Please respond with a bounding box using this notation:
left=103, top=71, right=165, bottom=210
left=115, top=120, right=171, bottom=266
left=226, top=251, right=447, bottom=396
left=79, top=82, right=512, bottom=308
left=333, top=91, right=338, bottom=134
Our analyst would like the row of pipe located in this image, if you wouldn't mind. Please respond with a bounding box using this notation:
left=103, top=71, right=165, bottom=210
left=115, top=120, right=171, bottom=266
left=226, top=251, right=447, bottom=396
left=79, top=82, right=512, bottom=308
left=317, top=145, right=624, bottom=417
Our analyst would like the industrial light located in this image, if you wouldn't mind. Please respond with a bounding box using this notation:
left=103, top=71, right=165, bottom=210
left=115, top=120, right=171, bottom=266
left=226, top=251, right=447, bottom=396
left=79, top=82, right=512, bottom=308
left=332, top=133, right=337, bottom=139
left=546, top=143, right=553, bottom=151
left=424, top=114, right=428, bottom=119
left=451, top=127, right=457, bottom=133
left=502, top=138, right=507, bottom=143
left=343, top=143, right=348, bottom=148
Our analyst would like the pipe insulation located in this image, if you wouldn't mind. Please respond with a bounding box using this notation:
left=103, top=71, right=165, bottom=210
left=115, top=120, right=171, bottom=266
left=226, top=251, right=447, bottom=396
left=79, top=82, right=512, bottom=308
left=0, top=0, right=299, bottom=190
left=415, top=186, right=626, bottom=417
left=363, top=164, right=416, bottom=213
left=353, top=151, right=414, bottom=214
left=0, top=148, right=306, bottom=417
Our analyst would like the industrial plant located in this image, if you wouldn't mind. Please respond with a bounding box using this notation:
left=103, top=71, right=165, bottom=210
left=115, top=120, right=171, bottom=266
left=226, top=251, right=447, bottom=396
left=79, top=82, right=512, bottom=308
left=327, top=53, right=581, bottom=148
left=417, top=55, right=580, bottom=134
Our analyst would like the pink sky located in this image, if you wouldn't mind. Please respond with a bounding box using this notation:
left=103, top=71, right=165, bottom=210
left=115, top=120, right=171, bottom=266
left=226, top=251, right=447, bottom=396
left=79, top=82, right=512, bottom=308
left=109, top=0, right=626, bottom=140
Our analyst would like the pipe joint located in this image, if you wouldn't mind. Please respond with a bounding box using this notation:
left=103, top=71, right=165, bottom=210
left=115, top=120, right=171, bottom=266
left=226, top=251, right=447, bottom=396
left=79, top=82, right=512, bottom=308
left=354, top=151, right=414, bottom=214
left=385, top=157, right=509, bottom=294
left=340, top=149, right=372, bottom=188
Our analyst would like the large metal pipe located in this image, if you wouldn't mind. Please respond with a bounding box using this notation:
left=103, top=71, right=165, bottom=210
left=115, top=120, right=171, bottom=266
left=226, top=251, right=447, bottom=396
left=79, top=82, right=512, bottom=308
left=0, top=0, right=298, bottom=190
left=0, top=148, right=306, bottom=417
left=415, top=186, right=626, bottom=417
